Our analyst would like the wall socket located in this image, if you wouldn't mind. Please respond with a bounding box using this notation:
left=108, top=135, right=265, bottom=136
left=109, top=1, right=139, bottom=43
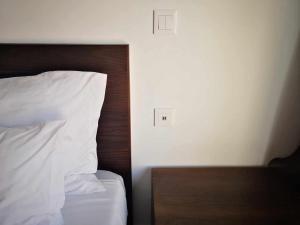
left=154, top=108, right=175, bottom=127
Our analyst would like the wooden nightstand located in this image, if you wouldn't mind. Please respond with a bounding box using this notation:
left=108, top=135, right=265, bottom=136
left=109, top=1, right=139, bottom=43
left=152, top=167, right=300, bottom=225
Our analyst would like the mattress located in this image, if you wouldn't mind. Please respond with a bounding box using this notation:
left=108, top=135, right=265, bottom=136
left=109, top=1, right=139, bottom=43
left=62, top=170, right=127, bottom=225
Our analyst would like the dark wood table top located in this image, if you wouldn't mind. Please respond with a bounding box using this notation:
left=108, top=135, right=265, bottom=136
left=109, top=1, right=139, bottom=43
left=152, top=167, right=300, bottom=225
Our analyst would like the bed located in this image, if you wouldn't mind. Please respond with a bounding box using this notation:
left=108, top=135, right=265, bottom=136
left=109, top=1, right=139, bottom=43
left=0, top=44, right=132, bottom=225
left=63, top=170, right=127, bottom=225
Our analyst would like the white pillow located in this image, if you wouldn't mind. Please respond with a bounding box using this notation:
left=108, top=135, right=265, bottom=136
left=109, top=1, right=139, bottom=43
left=0, top=121, right=66, bottom=225
left=0, top=71, right=107, bottom=175
left=64, top=174, right=106, bottom=195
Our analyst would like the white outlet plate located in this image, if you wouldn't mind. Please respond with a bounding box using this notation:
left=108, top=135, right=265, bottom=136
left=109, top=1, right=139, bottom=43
left=154, top=108, right=175, bottom=127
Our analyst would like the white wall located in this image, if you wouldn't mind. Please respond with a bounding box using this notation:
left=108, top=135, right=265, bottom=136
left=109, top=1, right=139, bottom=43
left=1, top=1, right=300, bottom=224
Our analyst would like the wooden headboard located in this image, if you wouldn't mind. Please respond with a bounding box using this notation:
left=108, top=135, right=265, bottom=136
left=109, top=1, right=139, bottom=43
left=0, top=44, right=132, bottom=220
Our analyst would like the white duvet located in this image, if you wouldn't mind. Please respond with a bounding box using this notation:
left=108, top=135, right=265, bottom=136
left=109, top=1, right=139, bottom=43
left=0, top=121, right=66, bottom=225
left=0, top=121, right=126, bottom=225
left=62, top=170, right=127, bottom=225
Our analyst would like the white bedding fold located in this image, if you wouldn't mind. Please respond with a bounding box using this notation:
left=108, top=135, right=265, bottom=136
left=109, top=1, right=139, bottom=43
left=0, top=121, right=66, bottom=225
left=62, top=170, right=127, bottom=225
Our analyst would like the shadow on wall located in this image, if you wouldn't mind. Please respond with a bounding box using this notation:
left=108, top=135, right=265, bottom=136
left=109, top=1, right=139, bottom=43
left=133, top=167, right=152, bottom=225
left=264, top=35, right=300, bottom=164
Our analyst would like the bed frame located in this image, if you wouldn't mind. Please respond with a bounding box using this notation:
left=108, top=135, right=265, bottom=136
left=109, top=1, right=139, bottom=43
left=0, top=44, right=132, bottom=223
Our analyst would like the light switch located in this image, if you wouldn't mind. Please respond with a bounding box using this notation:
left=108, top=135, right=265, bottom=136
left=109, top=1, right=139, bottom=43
left=158, top=15, right=166, bottom=30
left=165, top=15, right=174, bottom=30
left=154, top=9, right=177, bottom=35
left=154, top=108, right=175, bottom=127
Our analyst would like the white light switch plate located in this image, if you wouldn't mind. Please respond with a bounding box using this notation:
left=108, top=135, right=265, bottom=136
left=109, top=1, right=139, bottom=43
left=153, top=9, right=177, bottom=35
left=154, top=108, right=175, bottom=127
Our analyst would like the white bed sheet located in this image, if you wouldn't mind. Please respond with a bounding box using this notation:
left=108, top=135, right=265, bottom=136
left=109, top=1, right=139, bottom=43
left=62, top=170, right=127, bottom=225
